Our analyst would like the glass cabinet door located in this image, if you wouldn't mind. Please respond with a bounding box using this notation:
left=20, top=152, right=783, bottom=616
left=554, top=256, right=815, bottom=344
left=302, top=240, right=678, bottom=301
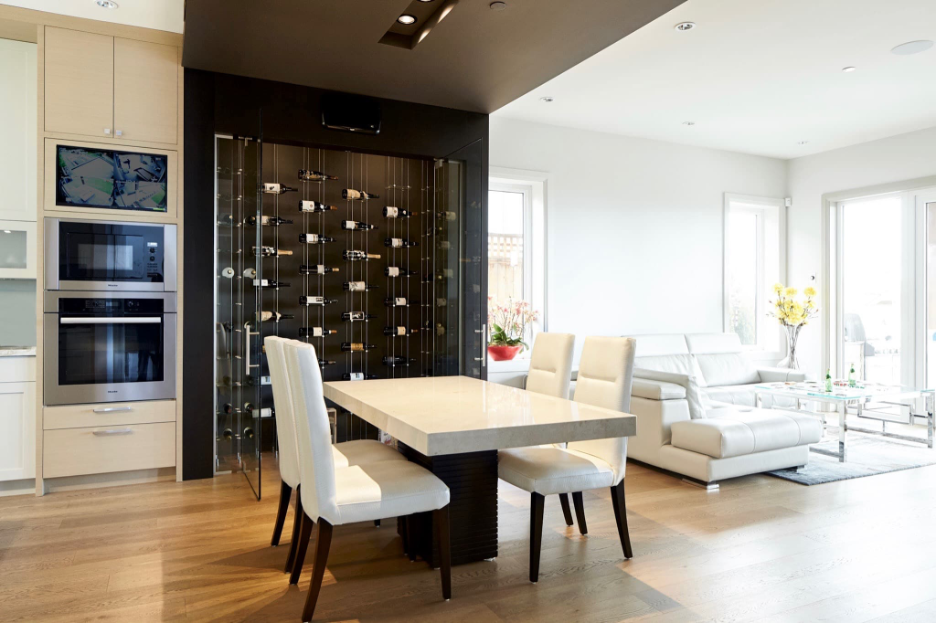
left=0, top=220, right=36, bottom=279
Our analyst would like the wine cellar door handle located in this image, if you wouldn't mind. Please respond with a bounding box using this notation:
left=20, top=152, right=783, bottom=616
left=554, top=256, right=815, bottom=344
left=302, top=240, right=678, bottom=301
left=474, top=324, right=486, bottom=366
left=245, top=321, right=259, bottom=376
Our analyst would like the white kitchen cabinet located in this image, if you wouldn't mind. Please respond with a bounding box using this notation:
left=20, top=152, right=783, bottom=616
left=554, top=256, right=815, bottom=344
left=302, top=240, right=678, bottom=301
left=0, top=220, right=37, bottom=279
left=0, top=38, right=37, bottom=222
left=0, top=379, right=36, bottom=482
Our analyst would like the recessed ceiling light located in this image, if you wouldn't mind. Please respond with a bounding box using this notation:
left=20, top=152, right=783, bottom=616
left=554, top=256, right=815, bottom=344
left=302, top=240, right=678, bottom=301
left=96, top=0, right=118, bottom=8
left=682, top=121, right=695, bottom=126
left=397, top=14, right=417, bottom=25
left=417, top=0, right=435, bottom=2
left=490, top=1, right=507, bottom=10
left=675, top=22, right=696, bottom=32
left=891, top=40, right=934, bottom=55
left=3, top=230, right=11, bottom=234
left=842, top=66, right=857, bottom=72
left=539, top=96, right=554, bottom=103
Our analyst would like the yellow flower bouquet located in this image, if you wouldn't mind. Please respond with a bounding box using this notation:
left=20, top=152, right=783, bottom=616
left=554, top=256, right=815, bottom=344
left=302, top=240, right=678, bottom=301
left=768, top=283, right=818, bottom=369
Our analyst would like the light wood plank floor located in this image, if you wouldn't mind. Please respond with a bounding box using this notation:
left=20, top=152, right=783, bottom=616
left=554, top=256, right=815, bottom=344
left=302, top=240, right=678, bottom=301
left=3, top=458, right=936, bottom=623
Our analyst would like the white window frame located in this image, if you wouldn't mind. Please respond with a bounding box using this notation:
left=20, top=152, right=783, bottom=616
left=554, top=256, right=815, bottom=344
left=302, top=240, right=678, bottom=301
left=488, top=167, right=548, bottom=368
left=723, top=193, right=786, bottom=360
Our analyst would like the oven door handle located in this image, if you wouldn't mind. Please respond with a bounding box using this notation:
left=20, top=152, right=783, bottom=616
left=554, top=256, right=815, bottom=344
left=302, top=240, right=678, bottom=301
left=60, top=317, right=162, bottom=325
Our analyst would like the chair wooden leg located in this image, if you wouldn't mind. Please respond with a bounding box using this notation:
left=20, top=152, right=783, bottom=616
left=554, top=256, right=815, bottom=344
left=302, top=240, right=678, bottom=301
left=374, top=519, right=381, bottom=527
left=284, top=486, right=303, bottom=573
left=558, top=493, right=574, bottom=526
left=405, top=515, right=417, bottom=561
left=530, top=492, right=545, bottom=583
left=610, top=481, right=633, bottom=559
left=301, top=519, right=333, bottom=623
left=271, top=480, right=292, bottom=547
left=434, top=506, right=452, bottom=600
left=571, top=491, right=588, bottom=535
left=399, top=516, right=409, bottom=556
left=289, top=511, right=314, bottom=586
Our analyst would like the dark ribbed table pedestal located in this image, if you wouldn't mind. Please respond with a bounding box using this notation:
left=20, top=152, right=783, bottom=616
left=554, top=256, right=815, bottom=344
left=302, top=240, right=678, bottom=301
left=398, top=444, right=498, bottom=567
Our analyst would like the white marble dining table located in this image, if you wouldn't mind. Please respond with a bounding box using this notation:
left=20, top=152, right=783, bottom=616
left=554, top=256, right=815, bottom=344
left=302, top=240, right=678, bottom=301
left=323, top=375, right=637, bottom=566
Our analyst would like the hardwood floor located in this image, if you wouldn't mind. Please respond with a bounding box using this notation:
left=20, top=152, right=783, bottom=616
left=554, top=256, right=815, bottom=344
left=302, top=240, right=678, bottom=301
left=3, top=459, right=936, bottom=622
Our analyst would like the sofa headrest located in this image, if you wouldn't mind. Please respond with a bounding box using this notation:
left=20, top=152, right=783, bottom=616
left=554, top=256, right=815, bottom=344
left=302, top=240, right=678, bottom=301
left=631, top=334, right=689, bottom=357
left=686, top=333, right=744, bottom=354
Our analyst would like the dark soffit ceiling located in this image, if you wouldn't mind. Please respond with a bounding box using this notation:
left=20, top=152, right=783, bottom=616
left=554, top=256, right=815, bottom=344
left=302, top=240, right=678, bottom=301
left=182, top=0, right=687, bottom=114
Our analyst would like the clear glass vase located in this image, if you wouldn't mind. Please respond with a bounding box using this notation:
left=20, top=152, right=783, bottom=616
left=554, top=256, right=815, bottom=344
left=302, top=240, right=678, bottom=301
left=777, top=325, right=801, bottom=370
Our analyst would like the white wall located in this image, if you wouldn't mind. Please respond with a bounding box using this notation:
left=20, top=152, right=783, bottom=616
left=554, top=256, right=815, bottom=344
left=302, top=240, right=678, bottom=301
left=787, top=126, right=936, bottom=371
left=490, top=117, right=788, bottom=363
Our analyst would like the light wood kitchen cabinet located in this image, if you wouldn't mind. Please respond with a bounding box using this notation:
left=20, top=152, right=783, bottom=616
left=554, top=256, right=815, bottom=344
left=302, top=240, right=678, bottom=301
left=44, top=27, right=178, bottom=145
left=0, top=381, right=36, bottom=482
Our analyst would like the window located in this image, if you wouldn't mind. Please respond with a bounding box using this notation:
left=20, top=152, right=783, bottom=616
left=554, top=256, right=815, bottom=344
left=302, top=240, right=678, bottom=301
left=723, top=194, right=785, bottom=353
left=488, top=170, right=546, bottom=357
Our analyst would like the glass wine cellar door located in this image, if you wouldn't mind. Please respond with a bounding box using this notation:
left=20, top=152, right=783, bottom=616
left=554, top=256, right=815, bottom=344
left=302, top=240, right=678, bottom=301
left=214, top=136, right=485, bottom=499
left=215, top=136, right=264, bottom=498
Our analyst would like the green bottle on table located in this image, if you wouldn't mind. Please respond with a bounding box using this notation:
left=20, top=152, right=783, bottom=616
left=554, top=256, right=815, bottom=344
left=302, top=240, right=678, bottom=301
left=825, top=369, right=833, bottom=393
left=848, top=363, right=856, bottom=388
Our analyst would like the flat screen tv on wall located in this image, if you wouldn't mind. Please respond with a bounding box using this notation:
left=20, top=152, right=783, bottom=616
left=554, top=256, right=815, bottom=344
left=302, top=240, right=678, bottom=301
left=55, top=145, right=168, bottom=212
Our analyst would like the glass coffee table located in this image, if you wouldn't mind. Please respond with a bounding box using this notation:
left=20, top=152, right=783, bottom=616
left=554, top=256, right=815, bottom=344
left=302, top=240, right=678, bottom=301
left=753, top=381, right=935, bottom=462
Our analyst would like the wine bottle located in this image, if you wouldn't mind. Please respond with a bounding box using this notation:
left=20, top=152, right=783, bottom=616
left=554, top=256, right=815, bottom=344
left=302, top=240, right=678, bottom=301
left=300, top=234, right=335, bottom=244
left=341, top=220, right=377, bottom=231
left=343, top=250, right=381, bottom=261
left=383, top=356, right=415, bottom=367
left=438, top=211, right=457, bottom=221
left=257, top=310, right=294, bottom=322
left=343, top=372, right=378, bottom=381
left=385, top=266, right=418, bottom=277
left=300, top=296, right=337, bottom=306
left=298, top=169, right=338, bottom=182
left=386, top=237, right=418, bottom=248
left=384, top=206, right=416, bottom=218
left=438, top=240, right=451, bottom=250
left=319, top=359, right=337, bottom=367
left=299, top=264, right=340, bottom=275
left=437, top=298, right=448, bottom=307
left=385, top=297, right=413, bottom=307
left=385, top=326, right=419, bottom=336
left=222, top=403, right=234, bottom=415
left=246, top=215, right=292, bottom=226
left=299, top=326, right=338, bottom=338
left=436, top=323, right=446, bottom=336
left=342, top=311, right=377, bottom=322
left=341, top=342, right=377, bottom=352
left=243, top=427, right=255, bottom=439
left=253, top=246, right=293, bottom=257
left=253, top=279, right=291, bottom=288
left=263, top=182, right=296, bottom=194
left=300, top=200, right=338, bottom=213
left=244, top=268, right=257, bottom=279
left=848, top=364, right=856, bottom=388
left=343, top=189, right=379, bottom=200
left=343, top=281, right=379, bottom=292
left=437, top=269, right=454, bottom=279
left=221, top=428, right=233, bottom=440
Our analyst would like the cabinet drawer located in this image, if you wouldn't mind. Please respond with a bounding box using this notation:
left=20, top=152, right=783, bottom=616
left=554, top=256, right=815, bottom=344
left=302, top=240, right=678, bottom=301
left=43, top=422, right=175, bottom=478
left=44, top=400, right=176, bottom=430
left=0, top=356, right=36, bottom=383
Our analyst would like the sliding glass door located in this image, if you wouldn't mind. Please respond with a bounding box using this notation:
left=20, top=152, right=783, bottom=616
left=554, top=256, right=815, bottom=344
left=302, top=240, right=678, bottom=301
left=834, top=187, right=936, bottom=389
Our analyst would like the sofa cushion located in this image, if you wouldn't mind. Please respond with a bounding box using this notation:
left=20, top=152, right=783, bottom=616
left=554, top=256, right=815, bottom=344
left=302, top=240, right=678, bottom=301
left=634, top=368, right=707, bottom=419
left=633, top=334, right=689, bottom=357
left=695, top=352, right=759, bottom=387
left=701, top=383, right=759, bottom=406
left=632, top=378, right=686, bottom=400
left=670, top=409, right=823, bottom=459
left=634, top=354, right=707, bottom=386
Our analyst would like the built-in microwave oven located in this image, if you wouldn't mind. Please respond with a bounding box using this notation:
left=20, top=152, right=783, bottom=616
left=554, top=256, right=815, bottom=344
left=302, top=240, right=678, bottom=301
left=44, top=291, right=177, bottom=405
left=45, top=218, right=177, bottom=292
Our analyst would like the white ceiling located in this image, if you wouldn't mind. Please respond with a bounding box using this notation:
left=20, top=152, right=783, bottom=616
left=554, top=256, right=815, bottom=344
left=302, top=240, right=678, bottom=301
left=3, top=0, right=184, bottom=33
left=493, top=0, right=936, bottom=159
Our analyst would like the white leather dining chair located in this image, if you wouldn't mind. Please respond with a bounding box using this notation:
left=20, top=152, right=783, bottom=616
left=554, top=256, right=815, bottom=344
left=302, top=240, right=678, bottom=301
left=284, top=339, right=453, bottom=622
left=264, top=337, right=404, bottom=576
left=522, top=332, right=581, bottom=528
left=498, top=336, right=637, bottom=582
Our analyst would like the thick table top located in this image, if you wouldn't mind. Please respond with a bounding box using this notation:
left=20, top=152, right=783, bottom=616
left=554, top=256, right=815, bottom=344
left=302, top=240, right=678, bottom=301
left=323, top=375, right=637, bottom=456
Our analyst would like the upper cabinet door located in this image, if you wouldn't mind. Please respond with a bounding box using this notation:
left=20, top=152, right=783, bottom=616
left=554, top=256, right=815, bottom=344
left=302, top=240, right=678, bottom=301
left=0, top=39, right=37, bottom=222
left=44, top=28, right=114, bottom=139
left=114, top=38, right=178, bottom=145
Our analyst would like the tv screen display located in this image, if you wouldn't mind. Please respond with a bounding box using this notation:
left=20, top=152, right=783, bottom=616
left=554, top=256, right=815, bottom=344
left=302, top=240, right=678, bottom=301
left=56, top=145, right=168, bottom=212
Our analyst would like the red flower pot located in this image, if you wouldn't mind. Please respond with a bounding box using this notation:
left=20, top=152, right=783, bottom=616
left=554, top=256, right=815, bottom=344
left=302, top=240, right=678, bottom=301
left=487, top=345, right=522, bottom=361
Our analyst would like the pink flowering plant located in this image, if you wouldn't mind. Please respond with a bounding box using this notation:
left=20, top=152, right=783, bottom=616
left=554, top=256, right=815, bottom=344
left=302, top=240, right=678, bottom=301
left=487, top=297, right=539, bottom=351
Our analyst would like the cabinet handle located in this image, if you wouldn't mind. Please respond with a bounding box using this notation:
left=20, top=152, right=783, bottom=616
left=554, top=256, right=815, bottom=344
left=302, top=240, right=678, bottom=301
left=474, top=324, right=486, bottom=366
left=93, top=429, right=134, bottom=436
left=104, top=128, right=111, bottom=136
left=92, top=406, right=133, bottom=413
left=115, top=129, right=123, bottom=137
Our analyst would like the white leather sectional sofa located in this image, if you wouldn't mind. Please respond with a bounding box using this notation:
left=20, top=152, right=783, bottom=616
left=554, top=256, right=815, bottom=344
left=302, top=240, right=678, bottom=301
left=626, top=333, right=822, bottom=488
